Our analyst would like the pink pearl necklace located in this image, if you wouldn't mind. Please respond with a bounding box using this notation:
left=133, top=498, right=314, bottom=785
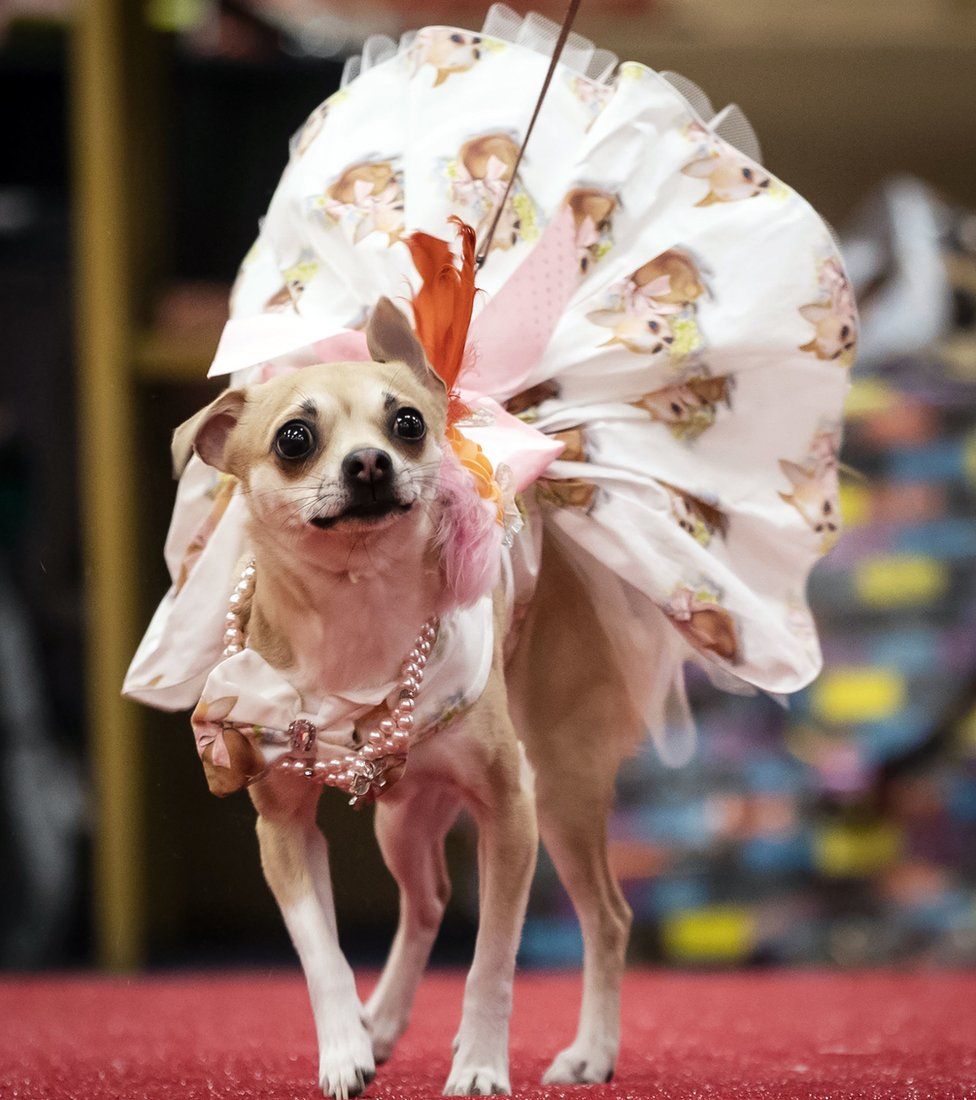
left=222, top=559, right=438, bottom=806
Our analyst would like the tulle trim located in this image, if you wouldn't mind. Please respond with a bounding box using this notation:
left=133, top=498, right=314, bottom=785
left=339, top=3, right=765, bottom=165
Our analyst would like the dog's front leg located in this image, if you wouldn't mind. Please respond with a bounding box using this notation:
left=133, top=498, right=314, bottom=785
left=251, top=775, right=375, bottom=1099
left=445, top=745, right=537, bottom=1097
left=365, top=784, right=460, bottom=1063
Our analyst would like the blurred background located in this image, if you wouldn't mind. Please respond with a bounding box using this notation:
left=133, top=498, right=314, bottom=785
left=2, top=0, right=976, bottom=975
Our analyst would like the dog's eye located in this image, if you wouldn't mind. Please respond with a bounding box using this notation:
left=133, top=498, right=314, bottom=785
left=742, top=167, right=753, bottom=181
left=274, top=419, right=315, bottom=461
left=393, top=407, right=426, bottom=441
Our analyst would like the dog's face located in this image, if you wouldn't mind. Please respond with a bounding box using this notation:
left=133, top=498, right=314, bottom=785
left=588, top=306, right=675, bottom=354
left=668, top=489, right=699, bottom=537
left=683, top=153, right=771, bottom=205
left=640, top=383, right=707, bottom=424
left=799, top=303, right=857, bottom=362
left=175, top=299, right=447, bottom=554
left=420, top=29, right=483, bottom=78
left=779, top=459, right=839, bottom=549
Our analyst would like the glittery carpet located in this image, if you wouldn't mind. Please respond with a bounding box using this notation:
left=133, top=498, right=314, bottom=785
left=2, top=970, right=975, bottom=1098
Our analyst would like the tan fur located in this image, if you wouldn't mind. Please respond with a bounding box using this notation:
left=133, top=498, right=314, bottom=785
left=459, top=134, right=519, bottom=181
left=329, top=161, right=398, bottom=206
left=778, top=458, right=839, bottom=548
left=658, top=479, right=729, bottom=541
left=413, top=29, right=483, bottom=86
left=565, top=187, right=616, bottom=232
left=671, top=606, right=738, bottom=662
left=504, top=380, right=560, bottom=418
left=564, top=188, right=616, bottom=271
left=176, top=300, right=640, bottom=1093
left=634, top=374, right=733, bottom=428
left=537, top=477, right=597, bottom=511
left=798, top=302, right=857, bottom=362
left=247, top=602, right=294, bottom=669
left=506, top=533, right=637, bottom=1083
left=682, top=152, right=771, bottom=205
left=458, top=134, right=526, bottom=252
left=633, top=249, right=705, bottom=306
left=551, top=426, right=587, bottom=463
left=201, top=726, right=263, bottom=797
left=264, top=284, right=294, bottom=312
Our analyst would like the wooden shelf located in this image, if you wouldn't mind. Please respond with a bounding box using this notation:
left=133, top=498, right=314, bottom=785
left=134, top=328, right=221, bottom=384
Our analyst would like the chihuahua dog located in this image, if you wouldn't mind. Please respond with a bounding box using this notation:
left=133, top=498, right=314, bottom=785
left=174, top=299, right=638, bottom=1098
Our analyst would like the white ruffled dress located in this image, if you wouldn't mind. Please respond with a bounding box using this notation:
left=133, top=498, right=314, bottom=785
left=124, top=6, right=854, bottom=767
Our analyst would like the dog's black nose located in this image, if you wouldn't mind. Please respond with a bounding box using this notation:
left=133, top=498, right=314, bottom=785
left=342, top=448, right=393, bottom=492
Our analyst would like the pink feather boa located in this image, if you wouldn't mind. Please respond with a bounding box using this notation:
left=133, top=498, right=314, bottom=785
left=435, top=447, right=503, bottom=609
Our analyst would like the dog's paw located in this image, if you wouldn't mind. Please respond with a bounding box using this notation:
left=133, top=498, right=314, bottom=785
left=364, top=1008, right=404, bottom=1065
left=319, top=1058, right=375, bottom=1099
left=542, top=1043, right=616, bottom=1086
left=318, top=1028, right=376, bottom=1099
left=443, top=1066, right=511, bottom=1096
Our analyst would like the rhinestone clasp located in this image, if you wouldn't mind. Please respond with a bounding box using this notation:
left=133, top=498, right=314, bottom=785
left=288, top=718, right=317, bottom=754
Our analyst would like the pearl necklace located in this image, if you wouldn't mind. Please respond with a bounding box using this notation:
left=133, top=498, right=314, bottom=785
left=222, top=559, right=438, bottom=806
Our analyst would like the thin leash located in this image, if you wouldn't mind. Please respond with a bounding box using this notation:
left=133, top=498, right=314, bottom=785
left=474, top=0, right=584, bottom=268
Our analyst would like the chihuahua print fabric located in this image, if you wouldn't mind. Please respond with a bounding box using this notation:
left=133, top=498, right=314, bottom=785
left=779, top=424, right=843, bottom=554
left=448, top=133, right=538, bottom=252
left=564, top=187, right=617, bottom=274
left=800, top=256, right=858, bottom=365
left=408, top=27, right=488, bottom=86
left=587, top=248, right=707, bottom=358
left=314, top=160, right=406, bottom=247
left=681, top=120, right=774, bottom=206
left=127, top=19, right=854, bottom=728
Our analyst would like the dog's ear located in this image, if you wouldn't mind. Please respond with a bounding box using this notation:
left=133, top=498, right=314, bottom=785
left=778, top=459, right=809, bottom=488
left=585, top=308, right=624, bottom=328
left=682, top=157, right=715, bottom=179
left=172, top=388, right=247, bottom=477
left=799, top=303, right=831, bottom=324
left=685, top=608, right=739, bottom=663
left=366, top=296, right=445, bottom=395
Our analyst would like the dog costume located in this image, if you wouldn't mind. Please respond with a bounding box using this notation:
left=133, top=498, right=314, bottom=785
left=124, top=5, right=853, bottom=783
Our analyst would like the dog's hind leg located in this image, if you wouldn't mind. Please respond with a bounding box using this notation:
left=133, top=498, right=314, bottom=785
left=251, top=773, right=375, bottom=1099
left=506, top=529, right=637, bottom=1086
left=365, top=784, right=460, bottom=1063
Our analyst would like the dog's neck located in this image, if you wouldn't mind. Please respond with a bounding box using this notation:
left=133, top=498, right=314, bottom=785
left=246, top=519, right=442, bottom=707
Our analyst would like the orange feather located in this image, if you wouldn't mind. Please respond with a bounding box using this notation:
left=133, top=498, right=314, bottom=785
left=405, top=217, right=477, bottom=397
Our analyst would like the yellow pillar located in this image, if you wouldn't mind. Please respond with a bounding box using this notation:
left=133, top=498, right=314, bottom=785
left=70, top=0, right=146, bottom=969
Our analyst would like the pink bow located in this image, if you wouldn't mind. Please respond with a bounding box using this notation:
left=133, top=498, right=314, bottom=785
left=616, top=274, right=681, bottom=317
left=453, top=154, right=511, bottom=207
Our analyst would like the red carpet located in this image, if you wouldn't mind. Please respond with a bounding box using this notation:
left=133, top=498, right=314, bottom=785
left=2, top=970, right=975, bottom=1098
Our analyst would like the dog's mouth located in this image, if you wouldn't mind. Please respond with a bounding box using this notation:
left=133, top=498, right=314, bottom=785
left=309, top=499, right=413, bottom=530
